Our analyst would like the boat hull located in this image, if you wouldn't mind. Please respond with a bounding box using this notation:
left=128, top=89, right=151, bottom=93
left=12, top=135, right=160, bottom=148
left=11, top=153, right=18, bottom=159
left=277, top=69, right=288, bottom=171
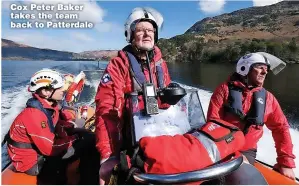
left=254, top=161, right=298, bottom=185
left=2, top=160, right=298, bottom=185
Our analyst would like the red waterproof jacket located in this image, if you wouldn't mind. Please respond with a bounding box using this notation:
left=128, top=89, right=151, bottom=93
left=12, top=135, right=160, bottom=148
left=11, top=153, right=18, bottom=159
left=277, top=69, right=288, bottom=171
left=95, top=45, right=171, bottom=161
left=7, top=94, right=77, bottom=172
left=139, top=119, right=245, bottom=175
left=207, top=75, right=296, bottom=168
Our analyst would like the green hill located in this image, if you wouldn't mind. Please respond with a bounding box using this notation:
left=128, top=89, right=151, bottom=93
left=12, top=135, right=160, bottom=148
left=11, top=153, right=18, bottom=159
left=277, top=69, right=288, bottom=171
left=157, top=1, right=299, bottom=63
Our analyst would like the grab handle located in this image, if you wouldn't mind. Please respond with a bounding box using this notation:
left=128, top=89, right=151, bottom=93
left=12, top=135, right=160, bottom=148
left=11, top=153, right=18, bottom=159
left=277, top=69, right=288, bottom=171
left=133, top=155, right=243, bottom=184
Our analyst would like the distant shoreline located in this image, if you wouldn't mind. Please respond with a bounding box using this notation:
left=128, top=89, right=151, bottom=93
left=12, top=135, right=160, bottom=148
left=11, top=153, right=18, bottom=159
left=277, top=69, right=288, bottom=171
left=2, top=58, right=299, bottom=64
left=1, top=58, right=109, bottom=62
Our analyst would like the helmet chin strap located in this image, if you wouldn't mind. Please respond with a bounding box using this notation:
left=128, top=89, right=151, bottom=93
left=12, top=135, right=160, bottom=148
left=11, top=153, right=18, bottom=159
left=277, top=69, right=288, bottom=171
left=244, top=76, right=250, bottom=86
left=49, top=89, right=56, bottom=98
left=132, top=44, right=155, bottom=61
left=46, top=88, right=58, bottom=102
left=132, top=43, right=154, bottom=52
left=244, top=75, right=260, bottom=88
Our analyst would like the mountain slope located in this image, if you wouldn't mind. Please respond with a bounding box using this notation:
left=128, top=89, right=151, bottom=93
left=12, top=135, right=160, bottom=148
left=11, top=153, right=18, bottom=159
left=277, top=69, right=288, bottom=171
left=78, top=50, right=118, bottom=61
left=2, top=39, right=75, bottom=61
left=1, top=39, right=118, bottom=61
left=157, top=1, right=299, bottom=63
left=3, top=1, right=299, bottom=63
left=186, top=1, right=299, bottom=39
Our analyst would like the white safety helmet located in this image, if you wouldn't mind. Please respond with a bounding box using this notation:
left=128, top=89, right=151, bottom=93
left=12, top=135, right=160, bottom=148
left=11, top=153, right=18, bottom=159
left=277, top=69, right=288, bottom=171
left=236, top=53, right=270, bottom=76
left=28, top=68, right=65, bottom=92
left=124, top=7, right=164, bottom=43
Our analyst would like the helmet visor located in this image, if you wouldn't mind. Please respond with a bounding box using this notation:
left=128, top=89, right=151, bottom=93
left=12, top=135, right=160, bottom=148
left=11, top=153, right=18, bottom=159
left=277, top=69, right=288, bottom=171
left=256, top=52, right=286, bottom=75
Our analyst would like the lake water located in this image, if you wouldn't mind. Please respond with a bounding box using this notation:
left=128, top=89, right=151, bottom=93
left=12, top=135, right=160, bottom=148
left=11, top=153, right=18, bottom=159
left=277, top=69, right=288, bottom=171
left=1, top=60, right=299, bottom=177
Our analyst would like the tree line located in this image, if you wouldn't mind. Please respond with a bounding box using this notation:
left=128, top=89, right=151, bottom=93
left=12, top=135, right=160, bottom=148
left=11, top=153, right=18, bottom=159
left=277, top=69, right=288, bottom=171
left=158, top=37, right=299, bottom=64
